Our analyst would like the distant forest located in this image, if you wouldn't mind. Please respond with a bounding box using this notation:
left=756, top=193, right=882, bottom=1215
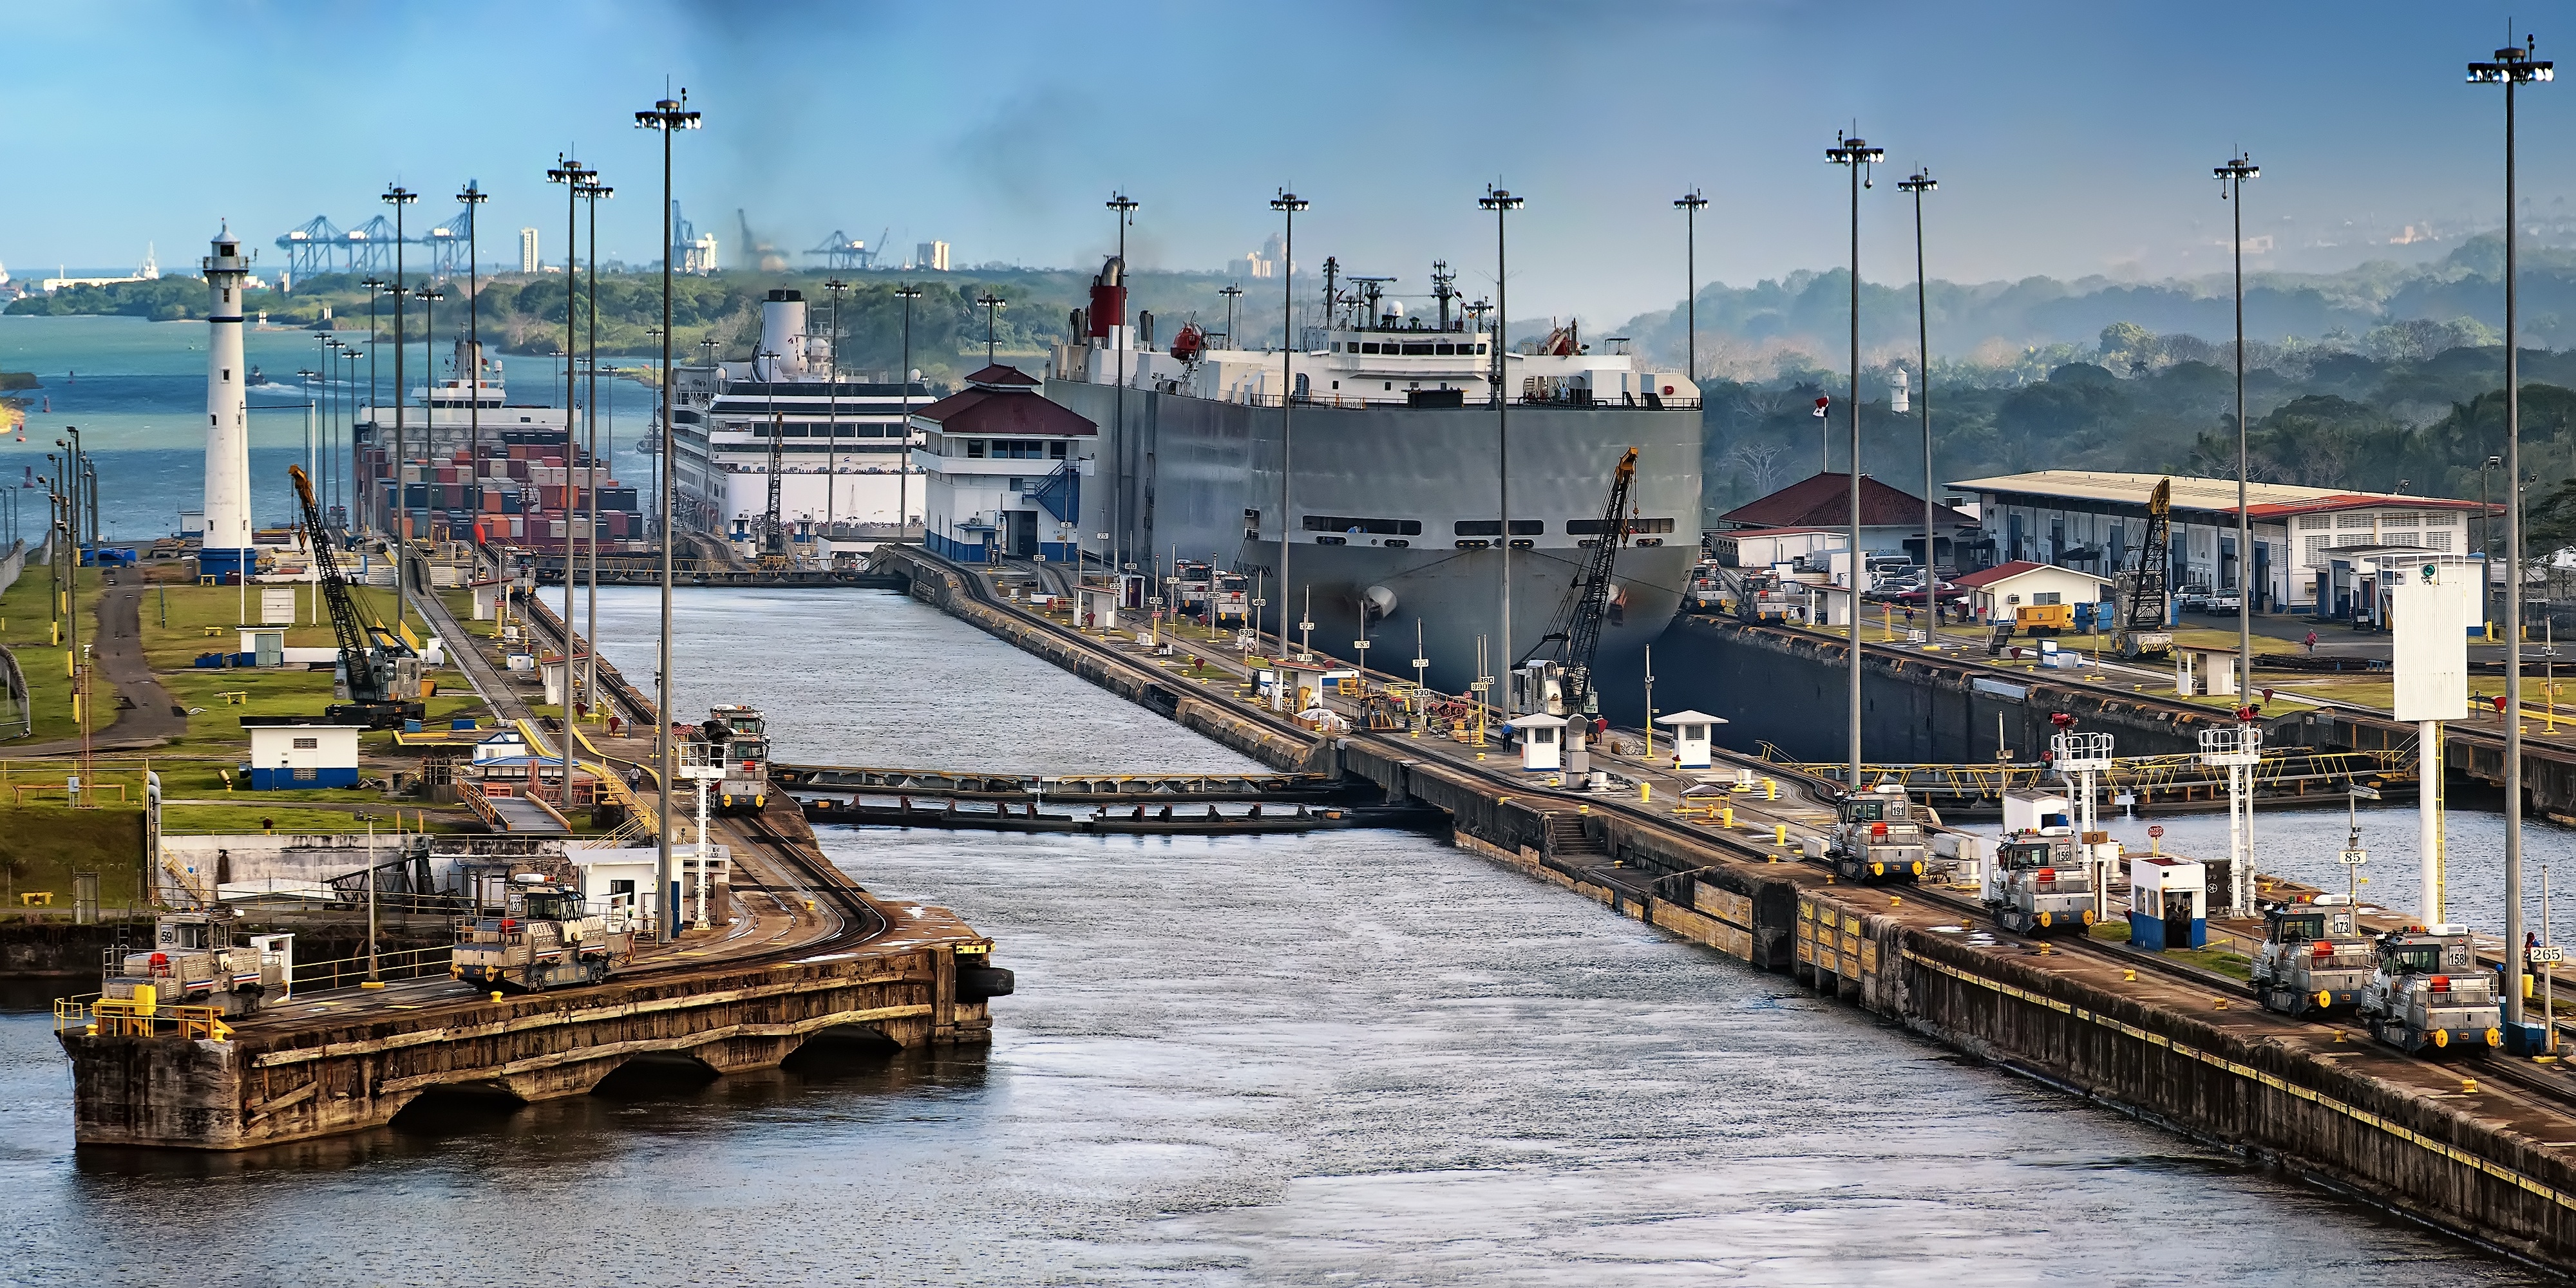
left=19, top=233, right=2576, bottom=538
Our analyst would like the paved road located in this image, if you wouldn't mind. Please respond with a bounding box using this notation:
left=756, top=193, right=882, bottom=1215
left=9, top=578, right=188, bottom=753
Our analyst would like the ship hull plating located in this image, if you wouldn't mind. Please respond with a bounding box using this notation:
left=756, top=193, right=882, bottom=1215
left=1047, top=379, right=1701, bottom=705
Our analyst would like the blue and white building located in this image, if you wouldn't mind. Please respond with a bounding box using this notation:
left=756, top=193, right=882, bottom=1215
left=912, top=364, right=1097, bottom=563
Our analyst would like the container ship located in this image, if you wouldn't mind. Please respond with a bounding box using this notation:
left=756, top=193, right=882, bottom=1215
left=1028, top=257, right=1703, bottom=701
left=354, top=341, right=645, bottom=553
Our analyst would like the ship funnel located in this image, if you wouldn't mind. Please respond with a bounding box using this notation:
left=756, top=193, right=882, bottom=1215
left=758, top=289, right=809, bottom=381
left=1089, top=256, right=1127, bottom=341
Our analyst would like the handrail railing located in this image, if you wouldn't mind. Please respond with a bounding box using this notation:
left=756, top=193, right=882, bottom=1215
left=55, top=994, right=234, bottom=1040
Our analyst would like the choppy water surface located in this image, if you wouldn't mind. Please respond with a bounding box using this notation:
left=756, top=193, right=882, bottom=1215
left=0, top=586, right=2547, bottom=1284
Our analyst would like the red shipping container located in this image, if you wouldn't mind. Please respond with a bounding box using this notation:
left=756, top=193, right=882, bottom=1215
left=482, top=492, right=504, bottom=513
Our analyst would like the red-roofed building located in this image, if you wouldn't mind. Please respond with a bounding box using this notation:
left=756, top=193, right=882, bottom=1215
left=914, top=364, right=1097, bottom=562
left=1716, top=473, right=1980, bottom=569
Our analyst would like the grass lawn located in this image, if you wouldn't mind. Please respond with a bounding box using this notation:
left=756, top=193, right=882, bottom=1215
left=0, top=559, right=113, bottom=744
left=155, top=802, right=474, bottom=834
left=437, top=589, right=498, bottom=639
left=0, top=806, right=148, bottom=909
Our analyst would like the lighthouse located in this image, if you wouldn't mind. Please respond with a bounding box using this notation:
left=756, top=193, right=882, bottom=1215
left=200, top=228, right=254, bottom=582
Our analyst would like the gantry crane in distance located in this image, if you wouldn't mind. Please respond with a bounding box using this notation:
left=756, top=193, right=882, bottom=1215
left=2115, top=476, right=2176, bottom=659
left=1518, top=446, right=1640, bottom=717
left=290, top=464, right=424, bottom=729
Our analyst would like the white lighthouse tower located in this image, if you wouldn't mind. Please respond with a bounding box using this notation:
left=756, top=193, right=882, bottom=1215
left=200, top=227, right=254, bottom=582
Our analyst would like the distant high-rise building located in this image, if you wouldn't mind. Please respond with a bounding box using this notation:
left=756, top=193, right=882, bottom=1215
left=683, top=232, right=719, bottom=276
left=1227, top=231, right=1294, bottom=280
left=916, top=240, right=950, bottom=272
left=518, top=227, right=540, bottom=274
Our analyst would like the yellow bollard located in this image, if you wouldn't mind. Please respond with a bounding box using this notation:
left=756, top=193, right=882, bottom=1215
left=1889, top=895, right=1902, bottom=907
left=2123, top=969, right=2136, bottom=981
left=1721, top=807, right=1734, bottom=829
left=1774, top=824, right=1787, bottom=845
left=1764, top=778, right=1777, bottom=800
left=1640, top=782, right=1651, bottom=803
left=491, top=992, right=504, bottom=1003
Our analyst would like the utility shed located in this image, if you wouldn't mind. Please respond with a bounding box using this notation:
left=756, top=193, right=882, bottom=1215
left=243, top=721, right=361, bottom=790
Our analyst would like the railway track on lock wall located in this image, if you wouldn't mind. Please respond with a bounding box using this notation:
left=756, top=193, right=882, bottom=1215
left=907, top=549, right=2576, bottom=1119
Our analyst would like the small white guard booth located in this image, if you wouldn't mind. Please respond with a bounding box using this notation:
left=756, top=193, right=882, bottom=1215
left=1654, top=710, right=1726, bottom=770
left=1508, top=714, right=1568, bottom=773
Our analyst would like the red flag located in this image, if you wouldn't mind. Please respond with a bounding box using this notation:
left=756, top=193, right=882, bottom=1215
left=1812, top=395, right=1830, bottom=418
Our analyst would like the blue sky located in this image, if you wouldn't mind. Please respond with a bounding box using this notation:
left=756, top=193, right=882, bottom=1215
left=1, top=1, right=2562, bottom=323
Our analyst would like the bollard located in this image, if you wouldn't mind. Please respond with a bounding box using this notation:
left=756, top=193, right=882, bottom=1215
left=1764, top=778, right=1777, bottom=800
left=1721, top=807, right=1734, bottom=829
left=1774, top=824, right=1787, bottom=845
left=2463, top=1078, right=2479, bottom=1094
left=1640, top=782, right=1651, bottom=803
left=2123, top=969, right=2137, bottom=981
left=1889, top=895, right=1902, bottom=907
left=491, top=992, right=504, bottom=1003
left=2214, top=998, right=2228, bottom=1010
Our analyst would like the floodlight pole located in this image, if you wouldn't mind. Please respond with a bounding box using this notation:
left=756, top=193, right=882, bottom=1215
left=382, top=184, right=417, bottom=632
left=1673, top=189, right=1707, bottom=384
left=2470, top=33, right=2551, bottom=1031
left=2216, top=153, right=2259, bottom=697
left=576, top=177, right=611, bottom=715
left=458, top=180, right=489, bottom=521
left=822, top=277, right=849, bottom=544
left=976, top=290, right=1006, bottom=367
left=1272, top=190, right=1309, bottom=701
left=1827, top=132, right=1883, bottom=795
left=1107, top=192, right=1139, bottom=575
left=636, top=90, right=701, bottom=941
left=897, top=285, right=922, bottom=547
left=1220, top=283, right=1243, bottom=349
left=1899, top=170, right=1937, bottom=587
left=1480, top=186, right=1522, bottom=710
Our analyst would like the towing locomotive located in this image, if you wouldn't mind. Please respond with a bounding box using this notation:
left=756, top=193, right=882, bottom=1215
left=1826, top=784, right=1928, bottom=884
left=452, top=874, right=634, bottom=992
left=2359, top=925, right=2503, bottom=1056
left=2251, top=895, right=2375, bottom=1017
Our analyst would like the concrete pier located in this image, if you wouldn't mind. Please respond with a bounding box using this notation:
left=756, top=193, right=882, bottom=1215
left=61, top=900, right=990, bottom=1148
left=53, top=565, right=1007, bottom=1151
left=872, top=544, right=2576, bottom=1270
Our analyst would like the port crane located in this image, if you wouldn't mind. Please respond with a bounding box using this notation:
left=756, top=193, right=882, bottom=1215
left=290, top=464, right=424, bottom=729
left=2114, top=477, right=2177, bottom=658
left=1517, top=446, right=1641, bottom=723
left=804, top=231, right=873, bottom=271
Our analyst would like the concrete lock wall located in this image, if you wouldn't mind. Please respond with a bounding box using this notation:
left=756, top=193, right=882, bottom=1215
left=881, top=544, right=2576, bottom=1267
left=1655, top=616, right=2217, bottom=765
left=61, top=946, right=987, bottom=1149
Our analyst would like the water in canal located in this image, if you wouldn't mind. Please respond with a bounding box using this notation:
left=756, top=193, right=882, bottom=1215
left=0, top=585, right=2552, bottom=1284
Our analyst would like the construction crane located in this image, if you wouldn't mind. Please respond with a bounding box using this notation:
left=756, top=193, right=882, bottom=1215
left=2116, top=477, right=2177, bottom=659
left=290, top=465, right=425, bottom=729
left=1517, top=447, right=1641, bottom=719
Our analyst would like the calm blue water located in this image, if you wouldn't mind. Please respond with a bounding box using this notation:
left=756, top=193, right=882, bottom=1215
left=0, top=314, right=661, bottom=544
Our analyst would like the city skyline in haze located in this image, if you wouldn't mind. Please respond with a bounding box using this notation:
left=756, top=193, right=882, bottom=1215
left=3, top=1, right=2565, bottom=327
